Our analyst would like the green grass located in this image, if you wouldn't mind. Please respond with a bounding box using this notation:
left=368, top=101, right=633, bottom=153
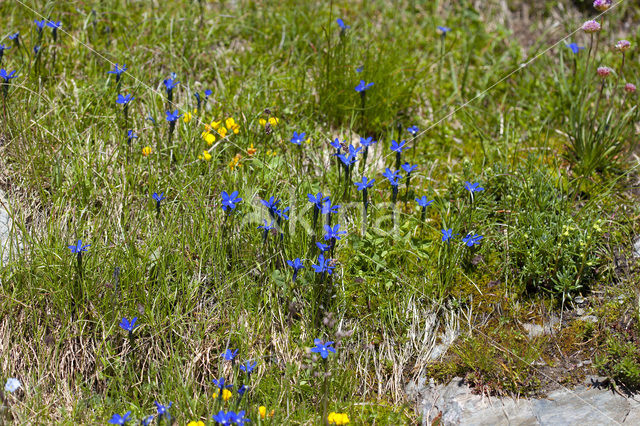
left=1, top=0, right=640, bottom=424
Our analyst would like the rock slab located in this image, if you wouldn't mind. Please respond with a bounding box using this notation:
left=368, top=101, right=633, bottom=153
left=0, top=189, right=13, bottom=266
left=407, top=376, right=640, bottom=425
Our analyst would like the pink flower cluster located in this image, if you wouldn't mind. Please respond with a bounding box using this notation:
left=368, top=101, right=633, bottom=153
left=582, top=20, right=601, bottom=33
left=596, top=66, right=613, bottom=77
left=615, top=40, right=631, bottom=52
left=593, top=0, right=612, bottom=12
left=625, top=83, right=637, bottom=93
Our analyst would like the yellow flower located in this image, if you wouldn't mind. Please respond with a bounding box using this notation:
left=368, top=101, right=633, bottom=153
left=229, top=153, right=242, bottom=170
left=247, top=143, right=257, bottom=156
left=222, top=388, right=232, bottom=401
left=211, top=120, right=222, bottom=130
left=225, top=117, right=240, bottom=134
left=328, top=412, right=350, bottom=425
left=198, top=150, right=212, bottom=161
left=219, top=127, right=228, bottom=138
left=142, top=146, right=152, bottom=156
left=202, top=131, right=216, bottom=146
left=187, top=421, right=205, bottom=426
left=259, top=117, right=279, bottom=127
left=258, top=406, right=274, bottom=419
left=183, top=111, right=192, bottom=123
left=212, top=388, right=232, bottom=401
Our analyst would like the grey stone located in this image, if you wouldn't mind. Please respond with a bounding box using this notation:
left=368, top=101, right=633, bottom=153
left=408, top=375, right=640, bottom=425
left=633, top=237, right=640, bottom=258
left=0, top=189, right=12, bottom=266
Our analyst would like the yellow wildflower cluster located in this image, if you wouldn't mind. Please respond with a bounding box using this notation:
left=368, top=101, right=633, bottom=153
left=187, top=421, right=205, bottom=426
left=247, top=143, right=257, bottom=156
left=142, top=146, right=152, bottom=156
left=213, top=388, right=233, bottom=401
left=229, top=153, right=242, bottom=170
left=201, top=117, right=240, bottom=146
left=258, top=117, right=279, bottom=127
left=258, top=406, right=274, bottom=419
left=183, top=109, right=196, bottom=123
left=198, top=150, right=212, bottom=161
left=328, top=412, right=350, bottom=425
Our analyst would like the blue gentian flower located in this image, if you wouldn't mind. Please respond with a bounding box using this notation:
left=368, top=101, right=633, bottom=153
left=337, top=152, right=357, bottom=166
left=321, top=199, right=340, bottom=215
left=4, top=378, right=21, bottom=393
left=354, top=176, right=375, bottom=190
left=239, top=360, right=257, bottom=374
left=356, top=65, right=364, bottom=73
left=108, top=63, right=127, bottom=80
left=437, top=26, right=451, bottom=36
left=212, top=410, right=233, bottom=424
left=390, top=140, right=410, bottom=153
left=416, top=196, right=434, bottom=208
left=347, top=144, right=362, bottom=156
left=33, top=45, right=40, bottom=55
left=257, top=219, right=275, bottom=231
left=221, top=190, right=242, bottom=211
left=116, top=93, right=134, bottom=105
left=47, top=21, right=62, bottom=41
left=34, top=19, right=46, bottom=30
left=165, top=110, right=182, bottom=122
left=119, top=317, right=138, bottom=333
left=407, top=125, right=419, bottom=136
left=330, top=138, right=343, bottom=153
left=0, top=44, right=11, bottom=53
left=68, top=239, right=90, bottom=253
left=307, top=192, right=329, bottom=210
left=127, top=130, right=137, bottom=141
left=108, top=411, right=132, bottom=425
left=312, top=254, right=335, bottom=275
left=566, top=43, right=584, bottom=54
left=355, top=80, right=374, bottom=92
left=383, top=168, right=402, bottom=186
left=232, top=411, right=250, bottom=425
left=163, top=76, right=179, bottom=92
left=464, top=182, right=484, bottom=193
left=360, top=137, right=376, bottom=147
left=275, top=207, right=290, bottom=220
left=204, top=89, right=212, bottom=97
left=324, top=224, right=346, bottom=241
left=194, top=91, right=201, bottom=107
left=316, top=242, right=330, bottom=252
left=141, top=416, right=154, bottom=426
left=290, top=131, right=306, bottom=145
left=441, top=228, right=458, bottom=243
left=237, top=385, right=248, bottom=396
left=152, top=192, right=166, bottom=203
left=223, top=349, right=238, bottom=361
left=401, top=163, right=417, bottom=174
left=154, top=401, right=172, bottom=419
left=212, top=377, right=232, bottom=390
left=8, top=32, right=19, bottom=41
left=462, top=233, right=483, bottom=247
left=260, top=196, right=280, bottom=215
left=336, top=18, right=350, bottom=30
left=0, top=69, right=17, bottom=83
left=311, top=338, right=336, bottom=359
